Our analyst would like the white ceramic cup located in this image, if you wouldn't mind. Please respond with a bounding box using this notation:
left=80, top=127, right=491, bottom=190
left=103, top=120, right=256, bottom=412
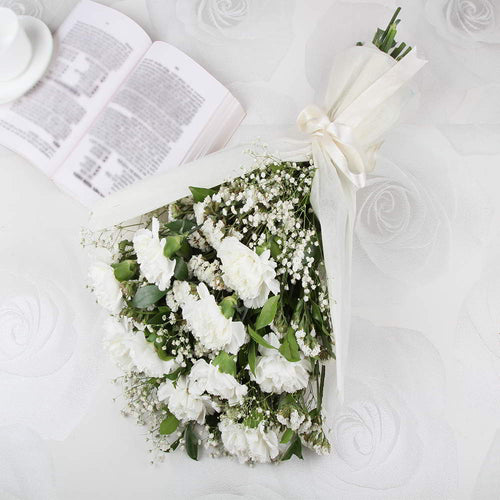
left=0, top=7, right=33, bottom=82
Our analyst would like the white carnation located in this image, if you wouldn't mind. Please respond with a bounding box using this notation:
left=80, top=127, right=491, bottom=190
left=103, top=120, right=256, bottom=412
left=157, top=377, right=218, bottom=424
left=103, top=318, right=177, bottom=377
left=188, top=359, right=247, bottom=405
left=129, top=333, right=178, bottom=378
left=89, top=248, right=123, bottom=314
left=103, top=317, right=135, bottom=371
left=181, top=283, right=247, bottom=354
left=251, top=333, right=310, bottom=393
left=133, top=217, right=175, bottom=291
left=217, top=237, right=279, bottom=308
left=219, top=419, right=279, bottom=463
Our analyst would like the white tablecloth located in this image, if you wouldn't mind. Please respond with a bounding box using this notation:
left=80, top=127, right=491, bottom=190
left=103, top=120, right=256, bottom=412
left=1, top=1, right=499, bottom=499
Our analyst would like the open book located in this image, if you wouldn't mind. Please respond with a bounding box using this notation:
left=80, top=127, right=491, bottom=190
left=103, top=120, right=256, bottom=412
left=0, top=0, right=244, bottom=207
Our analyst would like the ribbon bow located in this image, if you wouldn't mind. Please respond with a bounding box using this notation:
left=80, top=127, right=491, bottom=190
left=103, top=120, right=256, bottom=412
left=297, top=104, right=367, bottom=189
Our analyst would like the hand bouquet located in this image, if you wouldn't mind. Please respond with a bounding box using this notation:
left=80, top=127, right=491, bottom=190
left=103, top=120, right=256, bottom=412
left=86, top=9, right=425, bottom=464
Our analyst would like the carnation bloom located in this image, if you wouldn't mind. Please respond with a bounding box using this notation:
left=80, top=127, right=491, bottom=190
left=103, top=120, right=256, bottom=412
left=219, top=419, right=280, bottom=463
left=181, top=283, right=247, bottom=353
left=129, top=333, right=178, bottom=378
left=103, top=318, right=177, bottom=377
left=132, top=217, right=175, bottom=291
left=251, top=333, right=310, bottom=393
left=189, top=359, right=247, bottom=405
left=157, top=377, right=218, bottom=424
left=217, top=237, right=279, bottom=308
left=88, top=248, right=123, bottom=313
left=103, top=317, right=135, bottom=371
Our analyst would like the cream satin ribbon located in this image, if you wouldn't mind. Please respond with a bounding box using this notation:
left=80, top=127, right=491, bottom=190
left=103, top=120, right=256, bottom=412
left=297, top=104, right=367, bottom=189
left=296, top=51, right=427, bottom=404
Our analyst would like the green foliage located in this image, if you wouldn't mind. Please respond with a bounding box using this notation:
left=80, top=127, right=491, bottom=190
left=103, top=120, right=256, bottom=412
left=366, top=7, right=413, bottom=61
left=174, top=256, right=188, bottom=280
left=155, top=345, right=175, bottom=361
left=248, top=326, right=276, bottom=350
left=164, top=367, right=184, bottom=381
left=131, top=285, right=166, bottom=308
left=213, top=351, right=236, bottom=376
left=281, top=434, right=303, bottom=461
left=219, top=295, right=237, bottom=319
left=280, top=428, right=294, bottom=444
left=279, top=329, right=301, bottom=362
left=113, top=260, right=138, bottom=282
left=189, top=186, right=216, bottom=203
left=255, top=295, right=280, bottom=330
left=159, top=413, right=179, bottom=435
left=163, top=235, right=183, bottom=259
left=166, top=219, right=197, bottom=234
left=248, top=341, right=257, bottom=375
left=184, top=423, right=198, bottom=461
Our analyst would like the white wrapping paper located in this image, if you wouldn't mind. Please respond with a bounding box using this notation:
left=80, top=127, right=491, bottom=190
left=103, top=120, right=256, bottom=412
left=89, top=45, right=426, bottom=404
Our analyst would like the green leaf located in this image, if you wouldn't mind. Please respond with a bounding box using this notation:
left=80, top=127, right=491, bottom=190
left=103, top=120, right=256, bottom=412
left=184, top=423, right=198, bottom=461
left=279, top=329, right=301, bottom=362
left=165, top=367, right=183, bottom=381
left=280, top=428, right=294, bottom=444
left=189, top=186, right=216, bottom=203
left=147, top=312, right=168, bottom=325
left=270, top=238, right=281, bottom=259
left=248, top=326, right=277, bottom=350
left=281, top=434, right=303, bottom=461
left=311, top=301, right=323, bottom=325
left=159, top=413, right=179, bottom=435
left=219, top=295, right=237, bottom=319
left=248, top=341, right=257, bottom=375
left=163, top=235, right=183, bottom=259
left=176, top=238, right=192, bottom=259
left=166, top=219, right=196, bottom=234
left=131, top=285, right=166, bottom=308
left=212, top=351, right=236, bottom=376
left=113, top=260, right=138, bottom=282
left=118, top=239, right=133, bottom=253
left=174, top=257, right=188, bottom=281
left=255, top=294, right=280, bottom=330
left=255, top=242, right=269, bottom=256
left=155, top=345, right=175, bottom=361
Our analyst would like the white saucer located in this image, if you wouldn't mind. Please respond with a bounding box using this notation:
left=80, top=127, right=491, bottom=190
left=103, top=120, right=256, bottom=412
left=0, top=16, right=53, bottom=105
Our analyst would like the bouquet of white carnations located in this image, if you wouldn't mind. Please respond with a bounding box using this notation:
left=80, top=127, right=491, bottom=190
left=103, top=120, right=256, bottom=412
left=87, top=9, right=425, bottom=464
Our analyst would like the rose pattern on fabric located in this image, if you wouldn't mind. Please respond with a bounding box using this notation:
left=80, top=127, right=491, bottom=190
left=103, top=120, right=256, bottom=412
left=454, top=255, right=500, bottom=435
left=146, top=0, right=295, bottom=82
left=0, top=0, right=102, bottom=30
left=0, top=0, right=44, bottom=17
left=0, top=273, right=75, bottom=377
left=0, top=425, right=55, bottom=500
left=458, top=262, right=500, bottom=360
left=472, top=430, right=500, bottom=498
left=425, top=0, right=500, bottom=46
left=319, top=318, right=457, bottom=497
left=0, top=266, right=103, bottom=440
left=354, top=127, right=454, bottom=285
left=419, top=0, right=500, bottom=85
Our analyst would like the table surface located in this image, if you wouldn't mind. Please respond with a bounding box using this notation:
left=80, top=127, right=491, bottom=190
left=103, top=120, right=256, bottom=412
left=1, top=1, right=499, bottom=499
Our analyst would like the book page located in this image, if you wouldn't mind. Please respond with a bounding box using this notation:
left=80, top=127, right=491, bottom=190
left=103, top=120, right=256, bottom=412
left=0, top=0, right=151, bottom=175
left=54, top=41, right=230, bottom=206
